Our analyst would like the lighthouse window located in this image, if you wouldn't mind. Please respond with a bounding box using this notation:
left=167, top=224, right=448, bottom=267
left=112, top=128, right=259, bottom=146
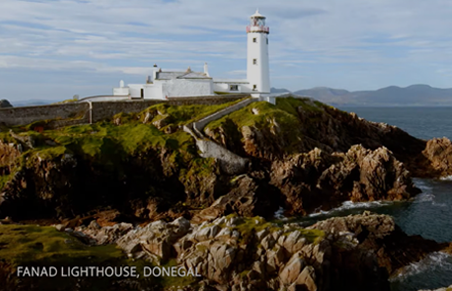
left=230, top=85, right=239, bottom=91
left=253, top=38, right=257, bottom=43
left=253, top=59, right=257, bottom=65
left=253, top=85, right=257, bottom=91
left=266, top=38, right=268, bottom=44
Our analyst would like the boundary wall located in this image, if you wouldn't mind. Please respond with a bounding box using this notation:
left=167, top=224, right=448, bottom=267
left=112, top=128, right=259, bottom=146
left=0, top=95, right=248, bottom=127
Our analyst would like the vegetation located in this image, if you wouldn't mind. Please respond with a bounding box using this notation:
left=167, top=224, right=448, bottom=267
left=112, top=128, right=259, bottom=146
left=0, top=224, right=203, bottom=290
left=0, top=225, right=123, bottom=265
left=205, top=97, right=326, bottom=153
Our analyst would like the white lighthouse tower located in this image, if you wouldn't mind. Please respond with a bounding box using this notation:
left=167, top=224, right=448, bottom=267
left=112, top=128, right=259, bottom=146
left=247, top=9, right=270, bottom=94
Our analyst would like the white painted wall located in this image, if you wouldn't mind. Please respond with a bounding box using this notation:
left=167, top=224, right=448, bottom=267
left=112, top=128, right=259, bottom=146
left=247, top=30, right=270, bottom=93
left=144, top=83, right=163, bottom=99
left=128, top=84, right=144, bottom=98
left=113, top=87, right=130, bottom=96
left=81, top=96, right=131, bottom=102
left=213, top=82, right=254, bottom=94
left=162, top=79, right=213, bottom=98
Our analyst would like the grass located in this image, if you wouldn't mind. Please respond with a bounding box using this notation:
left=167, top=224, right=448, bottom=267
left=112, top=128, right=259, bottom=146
left=204, top=97, right=326, bottom=153
left=139, top=97, right=247, bottom=126
left=0, top=174, right=12, bottom=190
left=0, top=225, right=124, bottom=266
left=0, top=224, right=202, bottom=289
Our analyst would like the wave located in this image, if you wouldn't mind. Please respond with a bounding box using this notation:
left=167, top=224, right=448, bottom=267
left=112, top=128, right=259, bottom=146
left=308, top=200, right=393, bottom=218
left=440, top=175, right=452, bottom=181
left=415, top=193, right=435, bottom=203
left=413, top=178, right=434, bottom=192
left=390, top=252, right=452, bottom=282
left=274, top=207, right=288, bottom=220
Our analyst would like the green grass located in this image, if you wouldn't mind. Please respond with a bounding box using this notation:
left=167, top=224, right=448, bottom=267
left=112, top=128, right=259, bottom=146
left=139, top=97, right=247, bottom=126
left=204, top=97, right=326, bottom=153
left=0, top=224, right=203, bottom=290
left=0, top=174, right=11, bottom=190
left=0, top=225, right=124, bottom=265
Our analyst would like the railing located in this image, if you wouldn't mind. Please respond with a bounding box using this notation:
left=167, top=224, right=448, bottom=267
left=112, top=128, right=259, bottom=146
left=246, top=25, right=269, bottom=33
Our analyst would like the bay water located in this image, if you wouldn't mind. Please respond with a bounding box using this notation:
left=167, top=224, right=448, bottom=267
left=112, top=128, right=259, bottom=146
left=313, top=107, right=452, bottom=291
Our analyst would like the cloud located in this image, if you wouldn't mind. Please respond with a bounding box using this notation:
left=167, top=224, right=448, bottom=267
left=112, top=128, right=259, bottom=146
left=1, top=0, right=452, bottom=100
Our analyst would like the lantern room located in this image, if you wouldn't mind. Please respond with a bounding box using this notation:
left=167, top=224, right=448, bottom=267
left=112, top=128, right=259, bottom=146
left=246, top=9, right=270, bottom=34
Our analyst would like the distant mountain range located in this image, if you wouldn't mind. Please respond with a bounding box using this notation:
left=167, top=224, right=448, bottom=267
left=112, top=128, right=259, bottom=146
left=10, top=99, right=55, bottom=107
left=271, top=85, right=452, bottom=106
left=5, top=85, right=452, bottom=107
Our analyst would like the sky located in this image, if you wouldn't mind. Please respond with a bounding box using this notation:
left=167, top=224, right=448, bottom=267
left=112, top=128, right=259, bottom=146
left=1, top=0, right=452, bottom=102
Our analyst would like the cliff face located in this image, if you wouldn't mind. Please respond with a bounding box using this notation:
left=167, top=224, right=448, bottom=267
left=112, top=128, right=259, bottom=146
left=0, top=98, right=449, bottom=223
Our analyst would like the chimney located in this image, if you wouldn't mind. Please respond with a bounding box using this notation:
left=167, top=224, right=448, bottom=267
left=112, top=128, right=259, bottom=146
left=204, top=62, right=210, bottom=77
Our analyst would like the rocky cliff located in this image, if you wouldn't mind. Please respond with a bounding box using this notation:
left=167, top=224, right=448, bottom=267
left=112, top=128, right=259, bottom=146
left=47, top=212, right=446, bottom=291
left=1, top=97, right=452, bottom=290
left=0, top=97, right=450, bottom=223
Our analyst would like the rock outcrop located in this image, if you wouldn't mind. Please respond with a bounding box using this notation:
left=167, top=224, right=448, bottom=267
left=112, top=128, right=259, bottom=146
left=420, top=137, right=452, bottom=178
left=271, top=145, right=418, bottom=216
left=69, top=212, right=446, bottom=291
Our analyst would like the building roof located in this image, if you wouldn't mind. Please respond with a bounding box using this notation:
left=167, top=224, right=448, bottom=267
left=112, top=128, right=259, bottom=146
left=251, top=9, right=265, bottom=18
left=155, top=70, right=211, bottom=80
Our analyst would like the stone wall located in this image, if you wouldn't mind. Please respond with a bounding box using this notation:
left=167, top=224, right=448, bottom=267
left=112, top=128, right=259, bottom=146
left=90, top=100, right=163, bottom=123
left=0, top=103, right=89, bottom=127
left=196, top=138, right=249, bottom=175
left=0, top=95, right=248, bottom=127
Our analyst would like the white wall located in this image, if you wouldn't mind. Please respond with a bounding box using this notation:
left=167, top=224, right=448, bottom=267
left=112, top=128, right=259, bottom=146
left=113, top=87, right=130, bottom=96
left=213, top=82, right=254, bottom=94
left=81, top=96, right=131, bottom=102
left=144, top=83, right=163, bottom=99
left=247, top=32, right=270, bottom=93
left=162, top=79, right=213, bottom=98
left=128, top=84, right=144, bottom=98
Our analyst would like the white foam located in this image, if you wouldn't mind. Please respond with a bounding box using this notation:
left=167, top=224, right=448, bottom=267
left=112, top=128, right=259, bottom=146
left=413, top=179, right=434, bottom=192
left=440, top=175, right=452, bottom=181
left=274, top=206, right=288, bottom=221
left=307, top=200, right=392, bottom=218
left=416, top=193, right=435, bottom=203
left=390, top=252, right=452, bottom=281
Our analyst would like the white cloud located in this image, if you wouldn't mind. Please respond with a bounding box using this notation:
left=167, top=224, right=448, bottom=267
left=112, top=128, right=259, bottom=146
left=1, top=0, right=452, bottom=99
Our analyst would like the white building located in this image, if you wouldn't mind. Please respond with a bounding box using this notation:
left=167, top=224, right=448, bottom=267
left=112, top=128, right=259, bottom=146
left=110, top=10, right=271, bottom=100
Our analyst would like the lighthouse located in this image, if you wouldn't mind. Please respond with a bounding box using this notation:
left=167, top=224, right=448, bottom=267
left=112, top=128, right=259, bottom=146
left=247, top=9, right=271, bottom=94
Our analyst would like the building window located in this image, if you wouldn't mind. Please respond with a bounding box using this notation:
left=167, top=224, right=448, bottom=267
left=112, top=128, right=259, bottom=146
left=253, top=38, right=257, bottom=43
left=266, top=38, right=268, bottom=44
left=253, top=85, right=257, bottom=91
left=253, top=59, right=257, bottom=65
left=230, top=85, right=239, bottom=91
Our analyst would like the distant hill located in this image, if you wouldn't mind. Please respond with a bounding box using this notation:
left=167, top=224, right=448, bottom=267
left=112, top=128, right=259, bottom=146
left=0, top=99, right=13, bottom=108
left=292, top=84, right=452, bottom=106
left=270, top=87, right=291, bottom=94
left=294, top=87, right=351, bottom=105
left=10, top=99, right=54, bottom=107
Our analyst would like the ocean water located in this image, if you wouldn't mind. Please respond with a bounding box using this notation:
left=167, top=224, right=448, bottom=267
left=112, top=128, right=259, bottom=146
left=342, top=106, right=452, bottom=140
left=322, top=107, right=452, bottom=291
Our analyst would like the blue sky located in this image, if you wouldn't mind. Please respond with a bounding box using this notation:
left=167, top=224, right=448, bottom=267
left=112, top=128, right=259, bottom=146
left=1, top=0, right=452, bottom=102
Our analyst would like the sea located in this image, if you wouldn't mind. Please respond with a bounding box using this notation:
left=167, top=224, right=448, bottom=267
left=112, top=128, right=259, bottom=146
left=305, top=107, right=452, bottom=291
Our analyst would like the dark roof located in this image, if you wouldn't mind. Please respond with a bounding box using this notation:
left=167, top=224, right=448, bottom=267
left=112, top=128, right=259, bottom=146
left=155, top=70, right=211, bottom=80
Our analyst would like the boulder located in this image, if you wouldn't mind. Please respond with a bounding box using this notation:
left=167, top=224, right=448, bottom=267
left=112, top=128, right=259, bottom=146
left=421, top=137, right=452, bottom=177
